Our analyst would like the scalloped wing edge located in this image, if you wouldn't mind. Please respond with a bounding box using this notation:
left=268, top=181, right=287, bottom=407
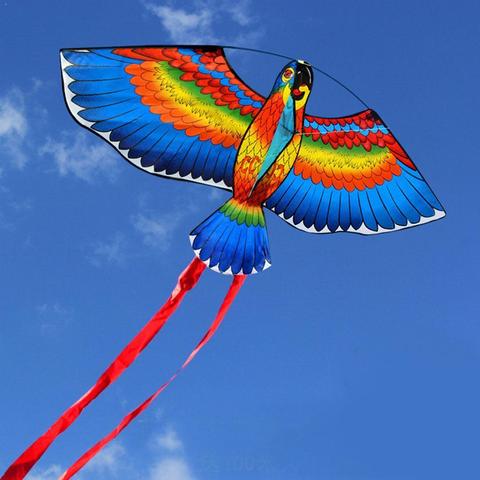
left=60, top=49, right=232, bottom=192
left=189, top=234, right=271, bottom=275
left=271, top=206, right=446, bottom=235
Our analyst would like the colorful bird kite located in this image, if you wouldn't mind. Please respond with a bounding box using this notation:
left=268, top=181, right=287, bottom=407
left=61, top=46, right=444, bottom=274
left=2, top=46, right=445, bottom=480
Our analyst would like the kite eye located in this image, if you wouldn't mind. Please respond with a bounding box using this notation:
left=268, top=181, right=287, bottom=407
left=282, top=68, right=294, bottom=82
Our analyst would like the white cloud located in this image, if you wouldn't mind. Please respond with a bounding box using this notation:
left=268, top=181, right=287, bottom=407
left=88, top=233, right=128, bottom=267
left=154, top=407, right=165, bottom=421
left=143, top=0, right=262, bottom=45
left=27, top=443, right=128, bottom=480
left=36, top=302, right=70, bottom=318
left=226, top=2, right=252, bottom=27
left=87, top=209, right=184, bottom=268
left=0, top=91, right=26, bottom=136
left=27, top=464, right=63, bottom=480
left=149, top=457, right=196, bottom=480
left=132, top=212, right=181, bottom=251
left=151, top=426, right=183, bottom=452
left=32, top=78, right=44, bottom=92
left=40, top=131, right=119, bottom=183
left=36, top=302, right=72, bottom=335
left=25, top=428, right=197, bottom=480
left=148, top=426, right=196, bottom=480
left=145, top=4, right=215, bottom=43
left=0, top=88, right=28, bottom=169
left=83, top=442, right=127, bottom=477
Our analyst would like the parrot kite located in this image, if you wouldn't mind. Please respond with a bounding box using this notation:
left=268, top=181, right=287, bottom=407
left=1, top=45, right=446, bottom=480
left=60, top=46, right=445, bottom=275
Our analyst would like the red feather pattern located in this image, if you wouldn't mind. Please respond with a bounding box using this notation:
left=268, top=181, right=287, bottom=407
left=114, top=47, right=264, bottom=116
left=304, top=109, right=415, bottom=170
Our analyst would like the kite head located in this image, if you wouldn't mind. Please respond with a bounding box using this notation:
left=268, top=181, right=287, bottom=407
left=273, top=60, right=313, bottom=110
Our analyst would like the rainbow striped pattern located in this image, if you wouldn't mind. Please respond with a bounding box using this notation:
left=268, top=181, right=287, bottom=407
left=266, top=110, right=445, bottom=234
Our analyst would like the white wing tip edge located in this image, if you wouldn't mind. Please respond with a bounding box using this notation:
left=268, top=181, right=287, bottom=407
left=275, top=208, right=446, bottom=235
left=60, top=49, right=230, bottom=190
left=189, top=234, right=270, bottom=275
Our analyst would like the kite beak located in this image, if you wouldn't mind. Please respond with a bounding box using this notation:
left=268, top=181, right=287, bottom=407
left=291, top=61, right=313, bottom=101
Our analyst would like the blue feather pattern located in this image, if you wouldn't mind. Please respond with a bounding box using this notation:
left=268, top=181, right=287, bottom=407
left=61, top=48, right=260, bottom=189
left=266, top=164, right=444, bottom=234
left=190, top=201, right=270, bottom=274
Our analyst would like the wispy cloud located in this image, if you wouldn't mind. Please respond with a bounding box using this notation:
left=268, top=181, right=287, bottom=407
left=145, top=4, right=214, bottom=43
left=0, top=88, right=28, bottom=169
left=148, top=426, right=196, bottom=480
left=36, top=302, right=73, bottom=336
left=83, top=442, right=127, bottom=477
left=143, top=0, right=263, bottom=45
left=226, top=2, right=253, bottom=27
left=28, top=428, right=197, bottom=480
left=149, top=457, right=196, bottom=480
left=132, top=212, right=182, bottom=251
left=151, top=426, right=183, bottom=452
left=40, top=131, right=120, bottom=183
left=88, top=233, right=128, bottom=267
left=28, top=443, right=129, bottom=480
left=27, top=464, right=63, bottom=480
left=86, top=205, right=187, bottom=268
left=0, top=83, right=47, bottom=229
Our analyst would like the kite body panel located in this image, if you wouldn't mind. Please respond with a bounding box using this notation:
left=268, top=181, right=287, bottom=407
left=190, top=73, right=307, bottom=274
left=233, top=91, right=303, bottom=203
left=60, top=45, right=445, bottom=274
left=190, top=62, right=310, bottom=274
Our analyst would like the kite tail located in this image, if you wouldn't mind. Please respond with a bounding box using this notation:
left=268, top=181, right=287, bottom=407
left=190, top=198, right=271, bottom=275
left=60, top=274, right=246, bottom=480
left=1, top=258, right=206, bottom=480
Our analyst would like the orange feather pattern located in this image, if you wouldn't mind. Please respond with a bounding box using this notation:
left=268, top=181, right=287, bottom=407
left=114, top=47, right=265, bottom=151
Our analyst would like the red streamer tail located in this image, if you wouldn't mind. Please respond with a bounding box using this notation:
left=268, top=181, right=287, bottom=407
left=1, top=258, right=206, bottom=480
left=60, top=274, right=246, bottom=480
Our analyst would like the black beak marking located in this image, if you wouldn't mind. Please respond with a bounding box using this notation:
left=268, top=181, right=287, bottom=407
left=294, top=62, right=313, bottom=89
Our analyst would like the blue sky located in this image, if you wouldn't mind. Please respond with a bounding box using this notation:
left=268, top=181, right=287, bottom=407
left=1, top=1, right=479, bottom=479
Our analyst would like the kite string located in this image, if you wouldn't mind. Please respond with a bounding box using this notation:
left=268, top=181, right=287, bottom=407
left=1, top=257, right=206, bottom=480
left=60, top=274, right=246, bottom=480
left=223, top=45, right=371, bottom=109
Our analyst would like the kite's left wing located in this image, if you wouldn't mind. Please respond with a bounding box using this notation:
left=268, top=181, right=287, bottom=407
left=61, top=46, right=264, bottom=190
left=266, top=109, right=445, bottom=234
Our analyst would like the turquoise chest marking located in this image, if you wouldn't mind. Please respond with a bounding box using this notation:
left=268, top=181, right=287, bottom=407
left=253, top=98, right=295, bottom=190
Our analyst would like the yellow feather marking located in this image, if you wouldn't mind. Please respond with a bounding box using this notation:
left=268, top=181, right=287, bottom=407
left=146, top=63, right=250, bottom=141
left=299, top=138, right=393, bottom=172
